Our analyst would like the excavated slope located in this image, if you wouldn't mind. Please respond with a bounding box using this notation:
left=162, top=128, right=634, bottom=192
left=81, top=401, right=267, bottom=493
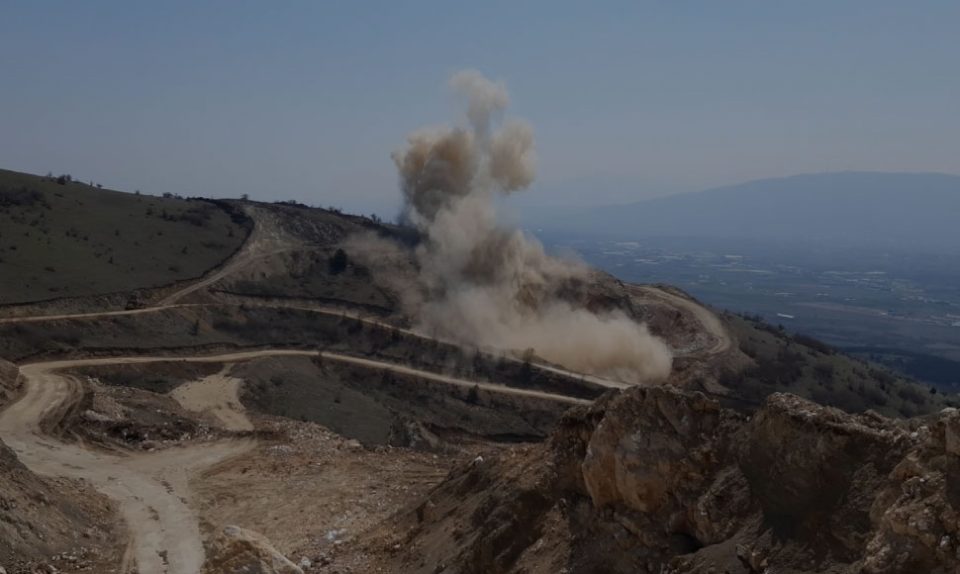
left=375, top=386, right=960, bottom=574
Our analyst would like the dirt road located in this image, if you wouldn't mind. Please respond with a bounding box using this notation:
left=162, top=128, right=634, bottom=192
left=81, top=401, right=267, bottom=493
left=631, top=285, right=732, bottom=357
left=318, top=350, right=592, bottom=404
left=158, top=206, right=301, bottom=306
left=0, top=302, right=204, bottom=324
left=0, top=360, right=253, bottom=574
left=0, top=348, right=588, bottom=573
left=0, top=299, right=636, bottom=390
left=0, top=202, right=731, bottom=387
left=29, top=349, right=591, bottom=405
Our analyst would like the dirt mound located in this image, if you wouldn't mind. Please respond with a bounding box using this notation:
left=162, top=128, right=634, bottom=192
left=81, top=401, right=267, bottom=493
left=361, top=387, right=960, bottom=573
left=70, top=378, right=222, bottom=450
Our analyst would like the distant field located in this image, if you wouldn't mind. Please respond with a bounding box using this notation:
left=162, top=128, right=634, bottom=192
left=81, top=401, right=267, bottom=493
left=546, top=234, right=960, bottom=389
left=0, top=169, right=250, bottom=304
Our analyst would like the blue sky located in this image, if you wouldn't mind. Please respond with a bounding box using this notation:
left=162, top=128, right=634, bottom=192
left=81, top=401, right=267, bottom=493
left=2, top=1, right=958, bottom=215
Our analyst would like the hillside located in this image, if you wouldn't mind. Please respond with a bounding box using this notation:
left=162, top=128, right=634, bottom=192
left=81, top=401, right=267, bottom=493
left=0, top=191, right=956, bottom=572
left=0, top=168, right=250, bottom=305
left=719, top=312, right=954, bottom=417
left=0, top=200, right=946, bottom=420
left=529, top=172, right=960, bottom=255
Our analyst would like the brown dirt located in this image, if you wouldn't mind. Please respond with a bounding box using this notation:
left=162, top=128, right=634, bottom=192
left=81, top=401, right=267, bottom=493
left=171, top=364, right=253, bottom=432
left=0, top=438, right=125, bottom=574
left=192, top=415, right=473, bottom=569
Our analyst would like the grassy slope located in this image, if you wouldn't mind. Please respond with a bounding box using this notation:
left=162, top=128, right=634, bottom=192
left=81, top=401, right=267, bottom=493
left=723, top=312, right=956, bottom=417
left=0, top=168, right=248, bottom=304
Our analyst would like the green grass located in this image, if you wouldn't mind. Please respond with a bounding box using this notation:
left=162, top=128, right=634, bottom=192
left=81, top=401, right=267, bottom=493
left=0, top=168, right=249, bottom=304
left=723, top=312, right=956, bottom=417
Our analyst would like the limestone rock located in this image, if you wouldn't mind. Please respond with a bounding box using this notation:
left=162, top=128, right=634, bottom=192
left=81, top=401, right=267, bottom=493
left=204, top=525, right=303, bottom=574
left=392, top=385, right=960, bottom=573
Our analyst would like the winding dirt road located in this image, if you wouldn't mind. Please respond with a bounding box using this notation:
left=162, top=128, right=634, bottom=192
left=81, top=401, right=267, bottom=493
left=0, top=300, right=636, bottom=390
left=631, top=284, right=732, bottom=357
left=0, top=348, right=589, bottom=573
left=0, top=359, right=253, bottom=574
left=158, top=206, right=301, bottom=306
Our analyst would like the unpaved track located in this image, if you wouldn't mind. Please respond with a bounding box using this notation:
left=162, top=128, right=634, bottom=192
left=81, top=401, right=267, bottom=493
left=0, top=302, right=205, bottom=324
left=0, top=204, right=732, bottom=572
left=317, top=350, right=593, bottom=404
left=0, top=349, right=588, bottom=573
left=28, top=349, right=591, bottom=405
left=157, top=206, right=301, bottom=306
left=631, top=285, right=732, bottom=357
left=0, top=301, right=635, bottom=390
left=0, top=360, right=253, bottom=574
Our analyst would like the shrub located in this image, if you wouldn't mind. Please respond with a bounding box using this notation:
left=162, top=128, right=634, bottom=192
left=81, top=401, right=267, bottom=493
left=329, top=248, right=348, bottom=274
left=794, top=333, right=835, bottom=355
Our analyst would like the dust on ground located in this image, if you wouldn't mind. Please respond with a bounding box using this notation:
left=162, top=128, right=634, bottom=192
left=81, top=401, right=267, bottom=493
left=192, top=413, right=477, bottom=570
left=171, top=364, right=253, bottom=432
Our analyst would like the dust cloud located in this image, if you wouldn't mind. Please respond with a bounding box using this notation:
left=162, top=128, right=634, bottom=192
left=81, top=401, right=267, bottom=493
left=389, top=70, right=671, bottom=383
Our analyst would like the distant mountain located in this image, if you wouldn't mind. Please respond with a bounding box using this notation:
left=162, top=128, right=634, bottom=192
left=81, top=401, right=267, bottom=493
left=528, top=172, right=960, bottom=254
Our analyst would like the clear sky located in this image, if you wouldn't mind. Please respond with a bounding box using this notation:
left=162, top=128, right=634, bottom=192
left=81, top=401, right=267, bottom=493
left=2, top=1, right=958, bottom=215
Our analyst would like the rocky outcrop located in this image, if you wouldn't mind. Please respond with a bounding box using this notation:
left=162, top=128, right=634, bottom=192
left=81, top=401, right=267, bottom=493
left=384, top=386, right=960, bottom=574
left=203, top=525, right=303, bottom=574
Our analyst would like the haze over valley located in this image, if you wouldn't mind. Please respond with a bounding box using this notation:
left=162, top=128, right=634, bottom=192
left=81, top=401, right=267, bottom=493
left=524, top=172, right=960, bottom=390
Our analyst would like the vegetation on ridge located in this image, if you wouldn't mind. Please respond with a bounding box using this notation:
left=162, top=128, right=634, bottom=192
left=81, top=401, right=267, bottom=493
left=0, top=168, right=250, bottom=305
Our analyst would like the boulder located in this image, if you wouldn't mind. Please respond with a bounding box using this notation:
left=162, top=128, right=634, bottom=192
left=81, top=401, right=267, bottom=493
left=204, top=525, right=303, bottom=574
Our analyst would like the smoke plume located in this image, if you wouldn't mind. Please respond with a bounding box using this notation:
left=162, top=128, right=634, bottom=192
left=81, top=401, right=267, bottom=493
left=391, top=70, right=671, bottom=384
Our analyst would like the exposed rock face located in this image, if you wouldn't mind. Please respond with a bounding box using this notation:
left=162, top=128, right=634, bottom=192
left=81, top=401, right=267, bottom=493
left=0, top=437, right=119, bottom=570
left=384, top=387, right=960, bottom=574
left=203, top=525, right=303, bottom=574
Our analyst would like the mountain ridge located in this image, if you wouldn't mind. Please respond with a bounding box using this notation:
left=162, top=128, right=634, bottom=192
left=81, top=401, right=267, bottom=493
left=527, top=171, right=960, bottom=254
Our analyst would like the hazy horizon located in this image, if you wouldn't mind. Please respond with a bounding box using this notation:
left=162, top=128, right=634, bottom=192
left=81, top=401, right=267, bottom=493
left=3, top=2, right=959, bottom=216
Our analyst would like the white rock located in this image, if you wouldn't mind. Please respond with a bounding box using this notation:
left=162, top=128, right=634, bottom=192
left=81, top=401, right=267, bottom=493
left=325, top=528, right=346, bottom=542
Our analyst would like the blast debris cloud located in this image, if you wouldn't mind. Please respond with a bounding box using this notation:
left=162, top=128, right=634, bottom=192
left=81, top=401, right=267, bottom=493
left=389, top=70, right=672, bottom=383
